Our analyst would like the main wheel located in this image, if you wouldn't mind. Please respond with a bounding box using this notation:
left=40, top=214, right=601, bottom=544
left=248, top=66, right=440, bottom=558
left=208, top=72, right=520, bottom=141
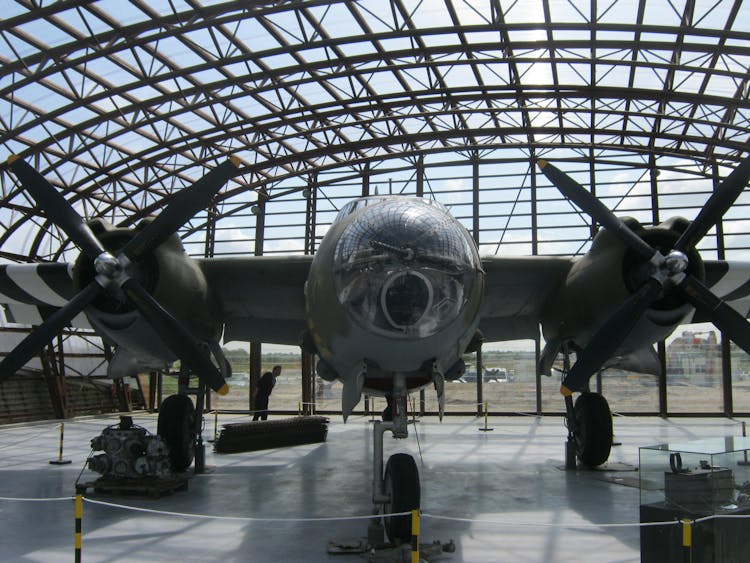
left=157, top=394, right=196, bottom=472
left=383, top=453, right=420, bottom=544
left=573, top=392, right=612, bottom=467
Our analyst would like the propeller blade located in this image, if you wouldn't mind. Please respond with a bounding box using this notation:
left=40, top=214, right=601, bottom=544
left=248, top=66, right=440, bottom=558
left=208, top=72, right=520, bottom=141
left=678, top=274, right=750, bottom=355
left=674, top=155, right=750, bottom=253
left=562, top=278, right=662, bottom=394
left=538, top=160, right=656, bottom=261
left=0, top=280, right=102, bottom=384
left=120, top=278, right=228, bottom=394
left=122, top=158, right=240, bottom=260
left=7, top=156, right=106, bottom=260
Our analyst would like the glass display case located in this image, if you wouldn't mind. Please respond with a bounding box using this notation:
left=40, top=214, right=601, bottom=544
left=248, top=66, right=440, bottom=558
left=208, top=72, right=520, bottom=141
left=639, top=437, right=750, bottom=562
left=639, top=437, right=750, bottom=513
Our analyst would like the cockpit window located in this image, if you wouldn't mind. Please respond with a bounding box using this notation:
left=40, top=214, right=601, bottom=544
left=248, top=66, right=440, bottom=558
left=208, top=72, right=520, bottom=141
left=333, top=198, right=477, bottom=338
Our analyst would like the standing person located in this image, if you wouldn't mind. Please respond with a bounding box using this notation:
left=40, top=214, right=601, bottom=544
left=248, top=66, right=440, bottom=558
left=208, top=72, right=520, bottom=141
left=253, top=365, right=282, bottom=421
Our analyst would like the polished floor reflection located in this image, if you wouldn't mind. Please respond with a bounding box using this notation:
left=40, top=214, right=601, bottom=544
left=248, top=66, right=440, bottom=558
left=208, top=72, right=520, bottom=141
left=0, top=412, right=746, bottom=562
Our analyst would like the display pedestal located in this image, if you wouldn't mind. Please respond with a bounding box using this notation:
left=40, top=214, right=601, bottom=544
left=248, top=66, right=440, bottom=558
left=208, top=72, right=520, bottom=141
left=639, top=437, right=750, bottom=563
left=640, top=503, right=750, bottom=563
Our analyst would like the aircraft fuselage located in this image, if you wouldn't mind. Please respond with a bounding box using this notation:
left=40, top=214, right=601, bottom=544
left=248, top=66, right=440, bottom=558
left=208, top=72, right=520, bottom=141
left=304, top=196, right=484, bottom=414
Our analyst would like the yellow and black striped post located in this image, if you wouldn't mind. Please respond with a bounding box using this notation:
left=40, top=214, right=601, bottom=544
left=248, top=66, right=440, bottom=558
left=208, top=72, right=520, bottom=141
left=49, top=422, right=71, bottom=465
left=410, top=509, right=420, bottom=563
left=478, top=401, right=494, bottom=432
left=75, top=494, right=83, bottom=563
left=681, top=518, right=692, bottom=563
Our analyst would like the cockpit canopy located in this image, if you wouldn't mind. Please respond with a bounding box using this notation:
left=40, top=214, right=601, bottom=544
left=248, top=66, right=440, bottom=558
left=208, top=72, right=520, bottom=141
left=333, top=197, right=478, bottom=338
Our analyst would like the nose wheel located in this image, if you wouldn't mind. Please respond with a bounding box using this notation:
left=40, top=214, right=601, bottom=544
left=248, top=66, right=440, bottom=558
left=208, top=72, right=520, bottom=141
left=370, top=380, right=421, bottom=545
left=383, top=452, right=420, bottom=544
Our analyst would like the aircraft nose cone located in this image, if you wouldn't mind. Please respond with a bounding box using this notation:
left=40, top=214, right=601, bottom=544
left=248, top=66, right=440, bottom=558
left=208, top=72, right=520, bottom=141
left=332, top=198, right=479, bottom=338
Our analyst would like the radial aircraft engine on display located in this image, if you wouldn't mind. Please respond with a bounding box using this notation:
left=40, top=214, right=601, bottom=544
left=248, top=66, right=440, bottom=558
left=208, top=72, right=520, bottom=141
left=2, top=153, right=750, bottom=543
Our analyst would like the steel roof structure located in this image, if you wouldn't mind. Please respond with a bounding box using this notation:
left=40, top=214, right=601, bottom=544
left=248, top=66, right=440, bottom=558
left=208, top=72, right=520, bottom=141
left=1, top=0, right=749, bottom=264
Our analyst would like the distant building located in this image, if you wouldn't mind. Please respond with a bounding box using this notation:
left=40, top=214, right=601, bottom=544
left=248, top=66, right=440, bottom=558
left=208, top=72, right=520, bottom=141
left=666, top=330, right=720, bottom=385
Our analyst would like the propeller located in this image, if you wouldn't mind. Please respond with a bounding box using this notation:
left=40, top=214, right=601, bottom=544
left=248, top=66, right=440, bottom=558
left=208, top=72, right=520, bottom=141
left=8, top=156, right=107, bottom=260
left=1, top=155, right=240, bottom=393
left=538, top=155, right=750, bottom=393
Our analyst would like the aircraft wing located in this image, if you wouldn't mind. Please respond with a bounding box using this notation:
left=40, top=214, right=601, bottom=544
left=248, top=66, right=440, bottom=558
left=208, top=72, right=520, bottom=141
left=479, top=255, right=573, bottom=342
left=198, top=255, right=312, bottom=346
left=0, top=263, right=93, bottom=328
left=0, top=256, right=312, bottom=347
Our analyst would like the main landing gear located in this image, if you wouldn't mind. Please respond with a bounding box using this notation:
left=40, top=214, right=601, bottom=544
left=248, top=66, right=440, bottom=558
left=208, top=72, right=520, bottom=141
left=564, top=391, right=613, bottom=468
left=561, top=352, right=613, bottom=469
left=370, top=375, right=420, bottom=545
left=156, top=367, right=210, bottom=474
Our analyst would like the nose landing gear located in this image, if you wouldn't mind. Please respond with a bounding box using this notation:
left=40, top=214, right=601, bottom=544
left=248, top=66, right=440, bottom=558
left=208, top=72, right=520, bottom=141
left=370, top=376, right=421, bottom=545
left=561, top=350, right=613, bottom=469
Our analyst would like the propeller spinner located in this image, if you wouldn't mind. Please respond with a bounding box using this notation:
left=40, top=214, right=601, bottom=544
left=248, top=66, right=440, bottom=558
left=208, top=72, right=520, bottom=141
left=538, top=156, right=750, bottom=394
left=1, top=155, right=240, bottom=394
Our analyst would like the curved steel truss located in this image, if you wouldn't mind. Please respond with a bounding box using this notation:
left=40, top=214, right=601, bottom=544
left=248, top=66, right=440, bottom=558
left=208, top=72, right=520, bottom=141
left=1, top=0, right=749, bottom=262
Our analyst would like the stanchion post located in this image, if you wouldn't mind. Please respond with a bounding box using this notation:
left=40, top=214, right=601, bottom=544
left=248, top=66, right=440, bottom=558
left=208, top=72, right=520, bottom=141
left=681, top=518, right=692, bottom=563
left=75, top=494, right=83, bottom=563
left=298, top=402, right=302, bottom=416
left=478, top=401, right=494, bottom=432
left=410, top=509, right=420, bottom=563
left=49, top=422, right=72, bottom=465
left=208, top=410, right=218, bottom=443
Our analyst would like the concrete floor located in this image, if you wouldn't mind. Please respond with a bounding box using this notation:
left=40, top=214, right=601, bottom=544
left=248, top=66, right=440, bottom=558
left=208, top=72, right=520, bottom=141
left=0, top=412, right=747, bottom=562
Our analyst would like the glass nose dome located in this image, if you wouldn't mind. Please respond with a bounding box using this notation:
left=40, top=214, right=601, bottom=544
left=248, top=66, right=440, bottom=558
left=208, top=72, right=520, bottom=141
left=333, top=198, right=477, bottom=338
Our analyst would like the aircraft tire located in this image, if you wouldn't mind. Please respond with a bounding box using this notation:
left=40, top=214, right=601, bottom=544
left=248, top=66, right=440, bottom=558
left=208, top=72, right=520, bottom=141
left=383, top=453, right=420, bottom=544
left=158, top=394, right=196, bottom=472
left=573, top=392, right=612, bottom=467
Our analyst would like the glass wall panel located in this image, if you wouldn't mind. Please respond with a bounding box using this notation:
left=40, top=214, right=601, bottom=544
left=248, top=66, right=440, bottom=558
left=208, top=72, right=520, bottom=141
left=597, top=369, right=659, bottom=414
left=540, top=367, right=567, bottom=414
left=731, top=346, right=750, bottom=413
left=315, top=377, right=342, bottom=413
left=260, top=352, right=303, bottom=413
left=481, top=342, right=538, bottom=413
left=665, top=324, right=723, bottom=413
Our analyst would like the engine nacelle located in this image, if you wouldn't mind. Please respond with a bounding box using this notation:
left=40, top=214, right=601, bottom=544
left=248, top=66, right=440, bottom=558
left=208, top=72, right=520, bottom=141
left=543, top=217, right=704, bottom=355
left=73, top=219, right=221, bottom=372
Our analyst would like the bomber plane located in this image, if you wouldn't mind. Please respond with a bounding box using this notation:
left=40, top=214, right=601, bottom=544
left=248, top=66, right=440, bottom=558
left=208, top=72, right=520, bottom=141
left=1, top=154, right=750, bottom=543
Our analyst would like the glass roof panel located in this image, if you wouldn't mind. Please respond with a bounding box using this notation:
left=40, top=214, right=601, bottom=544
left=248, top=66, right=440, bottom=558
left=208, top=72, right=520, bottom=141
left=0, top=0, right=747, bottom=261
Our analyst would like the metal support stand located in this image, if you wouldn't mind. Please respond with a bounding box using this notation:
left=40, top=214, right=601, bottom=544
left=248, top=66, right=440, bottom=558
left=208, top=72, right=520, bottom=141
left=372, top=420, right=393, bottom=505
left=193, top=382, right=207, bottom=474
left=370, top=375, right=410, bottom=544
left=177, top=366, right=207, bottom=474
left=562, top=346, right=578, bottom=470
left=369, top=419, right=392, bottom=545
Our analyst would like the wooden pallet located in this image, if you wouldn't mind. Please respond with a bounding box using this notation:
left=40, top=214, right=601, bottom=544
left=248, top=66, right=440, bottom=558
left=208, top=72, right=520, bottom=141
left=75, top=476, right=188, bottom=499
